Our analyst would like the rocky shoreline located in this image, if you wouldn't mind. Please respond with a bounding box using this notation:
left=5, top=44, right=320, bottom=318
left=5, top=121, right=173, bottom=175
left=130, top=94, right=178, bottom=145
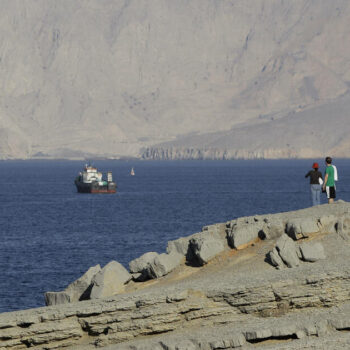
left=140, top=147, right=303, bottom=160
left=1, top=202, right=350, bottom=349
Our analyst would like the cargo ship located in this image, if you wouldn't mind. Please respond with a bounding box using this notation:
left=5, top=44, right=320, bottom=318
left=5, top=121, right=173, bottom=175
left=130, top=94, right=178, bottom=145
left=74, top=164, right=117, bottom=193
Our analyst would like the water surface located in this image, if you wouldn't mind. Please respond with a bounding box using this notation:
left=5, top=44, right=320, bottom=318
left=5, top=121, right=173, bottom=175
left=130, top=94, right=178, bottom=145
left=1, top=159, right=349, bottom=313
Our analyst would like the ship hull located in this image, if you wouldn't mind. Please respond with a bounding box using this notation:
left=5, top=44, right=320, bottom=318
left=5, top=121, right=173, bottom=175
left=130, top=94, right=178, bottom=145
left=75, top=180, right=117, bottom=194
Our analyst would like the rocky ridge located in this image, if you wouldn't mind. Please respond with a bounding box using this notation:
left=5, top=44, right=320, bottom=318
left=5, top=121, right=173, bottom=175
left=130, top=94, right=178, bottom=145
left=141, top=94, right=350, bottom=160
left=1, top=202, right=350, bottom=349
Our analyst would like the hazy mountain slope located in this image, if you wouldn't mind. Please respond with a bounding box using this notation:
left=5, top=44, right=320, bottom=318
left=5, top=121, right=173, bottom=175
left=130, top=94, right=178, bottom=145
left=0, top=0, right=349, bottom=159
left=142, top=94, right=350, bottom=159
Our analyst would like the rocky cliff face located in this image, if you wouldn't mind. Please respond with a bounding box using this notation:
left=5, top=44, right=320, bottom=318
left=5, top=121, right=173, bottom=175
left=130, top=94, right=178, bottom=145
left=1, top=0, right=350, bottom=159
left=141, top=94, right=350, bottom=160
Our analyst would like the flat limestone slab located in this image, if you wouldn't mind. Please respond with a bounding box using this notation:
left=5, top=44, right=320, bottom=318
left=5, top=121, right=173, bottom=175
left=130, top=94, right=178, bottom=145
left=87, top=303, right=350, bottom=350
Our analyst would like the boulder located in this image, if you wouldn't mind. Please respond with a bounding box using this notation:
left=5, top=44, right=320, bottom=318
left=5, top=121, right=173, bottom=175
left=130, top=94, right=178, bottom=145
left=336, top=214, right=350, bottom=240
left=227, top=223, right=262, bottom=249
left=269, top=236, right=327, bottom=268
left=65, top=264, right=101, bottom=301
left=129, top=250, right=183, bottom=280
left=236, top=216, right=261, bottom=225
left=275, top=234, right=300, bottom=268
left=319, top=215, right=337, bottom=233
left=90, top=261, right=131, bottom=299
left=299, top=242, right=326, bottom=262
left=44, top=291, right=71, bottom=306
left=167, top=225, right=227, bottom=261
left=147, top=252, right=183, bottom=278
left=226, top=216, right=259, bottom=232
left=129, top=252, right=159, bottom=273
left=189, top=235, right=225, bottom=265
left=286, top=218, right=319, bottom=240
left=167, top=237, right=191, bottom=256
left=202, top=223, right=226, bottom=235
left=268, top=247, right=285, bottom=269
left=260, top=217, right=285, bottom=240
left=45, top=264, right=101, bottom=306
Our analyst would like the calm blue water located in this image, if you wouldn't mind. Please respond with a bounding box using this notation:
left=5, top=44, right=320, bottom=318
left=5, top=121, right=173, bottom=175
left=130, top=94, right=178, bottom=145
left=1, top=159, right=350, bottom=313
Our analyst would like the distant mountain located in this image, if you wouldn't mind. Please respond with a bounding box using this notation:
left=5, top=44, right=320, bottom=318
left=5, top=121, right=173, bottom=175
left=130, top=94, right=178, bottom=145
left=142, top=94, right=350, bottom=159
left=0, top=0, right=349, bottom=159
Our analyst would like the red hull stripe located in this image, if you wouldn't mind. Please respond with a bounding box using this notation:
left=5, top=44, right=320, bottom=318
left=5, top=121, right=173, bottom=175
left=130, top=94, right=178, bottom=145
left=90, top=190, right=116, bottom=193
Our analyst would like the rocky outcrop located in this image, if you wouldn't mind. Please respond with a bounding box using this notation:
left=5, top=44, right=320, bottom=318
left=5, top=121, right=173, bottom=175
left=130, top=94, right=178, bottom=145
left=187, top=225, right=227, bottom=266
left=129, top=252, right=159, bottom=275
left=45, top=262, right=130, bottom=306
left=286, top=217, right=320, bottom=240
left=299, top=241, right=326, bottom=262
left=44, top=202, right=350, bottom=306
left=189, top=235, right=225, bottom=265
left=141, top=146, right=312, bottom=161
left=45, top=264, right=101, bottom=306
left=129, top=251, right=183, bottom=280
left=272, top=234, right=301, bottom=268
left=89, top=261, right=131, bottom=299
left=2, top=269, right=350, bottom=349
left=3, top=202, right=350, bottom=349
left=147, top=252, right=183, bottom=279
left=336, top=214, right=350, bottom=240
left=226, top=215, right=285, bottom=249
left=267, top=235, right=326, bottom=269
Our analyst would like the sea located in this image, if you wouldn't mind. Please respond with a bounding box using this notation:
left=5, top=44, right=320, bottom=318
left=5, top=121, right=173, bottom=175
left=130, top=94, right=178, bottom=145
left=1, top=159, right=350, bottom=313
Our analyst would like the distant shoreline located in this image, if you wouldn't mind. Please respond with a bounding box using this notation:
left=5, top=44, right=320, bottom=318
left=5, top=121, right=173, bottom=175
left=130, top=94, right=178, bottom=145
left=1, top=157, right=350, bottom=162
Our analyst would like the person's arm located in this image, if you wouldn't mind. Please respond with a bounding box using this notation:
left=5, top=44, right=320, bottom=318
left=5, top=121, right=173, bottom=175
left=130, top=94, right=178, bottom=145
left=323, top=173, right=328, bottom=190
left=305, top=171, right=310, bottom=178
left=318, top=173, right=324, bottom=186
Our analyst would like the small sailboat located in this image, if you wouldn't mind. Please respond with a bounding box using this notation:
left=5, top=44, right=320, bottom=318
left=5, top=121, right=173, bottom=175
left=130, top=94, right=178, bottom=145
left=130, top=167, right=135, bottom=176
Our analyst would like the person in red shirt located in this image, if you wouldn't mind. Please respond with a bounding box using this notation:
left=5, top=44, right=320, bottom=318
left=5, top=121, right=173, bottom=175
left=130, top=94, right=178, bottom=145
left=305, top=162, right=323, bottom=206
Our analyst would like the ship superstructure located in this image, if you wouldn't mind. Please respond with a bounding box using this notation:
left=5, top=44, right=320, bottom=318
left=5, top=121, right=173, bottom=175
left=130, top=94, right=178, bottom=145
left=75, top=164, right=117, bottom=193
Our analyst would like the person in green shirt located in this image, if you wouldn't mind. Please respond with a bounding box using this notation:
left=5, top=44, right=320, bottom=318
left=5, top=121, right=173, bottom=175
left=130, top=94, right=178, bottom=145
left=322, top=156, right=336, bottom=204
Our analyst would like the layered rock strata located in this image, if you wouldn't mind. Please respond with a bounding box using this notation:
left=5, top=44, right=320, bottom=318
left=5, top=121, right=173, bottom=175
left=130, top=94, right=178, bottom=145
left=102, top=303, right=350, bottom=350
left=1, top=268, right=350, bottom=349
left=1, top=202, right=350, bottom=349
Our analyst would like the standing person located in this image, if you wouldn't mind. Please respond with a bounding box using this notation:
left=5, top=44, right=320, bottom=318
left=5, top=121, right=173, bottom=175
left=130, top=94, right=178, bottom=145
left=305, top=162, right=323, bottom=206
left=322, top=156, right=336, bottom=204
